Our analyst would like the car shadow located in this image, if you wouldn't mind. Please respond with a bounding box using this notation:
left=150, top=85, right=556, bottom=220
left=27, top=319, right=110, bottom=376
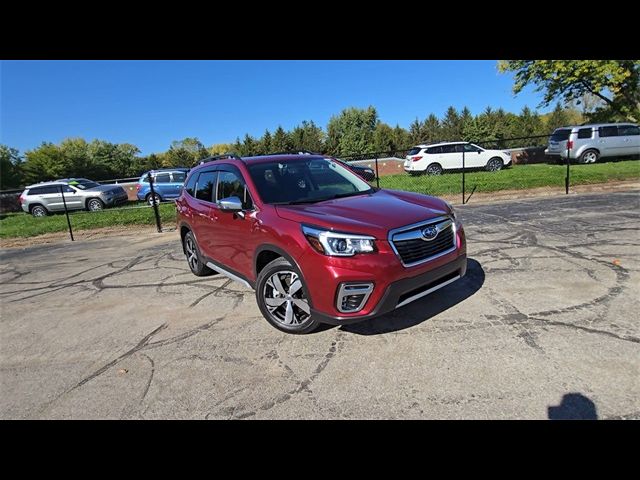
left=548, top=393, right=598, bottom=420
left=338, top=258, right=485, bottom=335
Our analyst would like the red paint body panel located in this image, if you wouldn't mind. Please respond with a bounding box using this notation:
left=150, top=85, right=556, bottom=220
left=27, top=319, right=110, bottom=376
left=176, top=157, right=467, bottom=321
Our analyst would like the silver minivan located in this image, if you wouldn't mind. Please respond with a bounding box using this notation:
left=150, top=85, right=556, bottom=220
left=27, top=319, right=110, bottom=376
left=546, top=122, right=640, bottom=163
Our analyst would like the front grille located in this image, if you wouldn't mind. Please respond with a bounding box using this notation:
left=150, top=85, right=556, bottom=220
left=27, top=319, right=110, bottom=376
left=390, top=218, right=455, bottom=266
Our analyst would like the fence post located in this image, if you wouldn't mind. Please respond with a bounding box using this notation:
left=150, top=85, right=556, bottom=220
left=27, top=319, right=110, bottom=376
left=462, top=144, right=466, bottom=204
left=147, top=173, right=163, bottom=233
left=375, top=156, right=380, bottom=189
left=565, top=143, right=570, bottom=194
left=59, top=185, right=74, bottom=241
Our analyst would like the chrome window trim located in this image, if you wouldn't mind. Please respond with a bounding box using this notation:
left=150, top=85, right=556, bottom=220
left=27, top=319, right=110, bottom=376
left=388, top=215, right=457, bottom=268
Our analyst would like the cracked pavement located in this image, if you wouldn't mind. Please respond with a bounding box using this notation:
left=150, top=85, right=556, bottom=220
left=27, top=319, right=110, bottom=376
left=0, top=191, right=638, bottom=419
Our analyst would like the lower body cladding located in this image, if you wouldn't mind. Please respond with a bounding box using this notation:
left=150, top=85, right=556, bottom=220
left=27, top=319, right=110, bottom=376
left=311, top=254, right=467, bottom=325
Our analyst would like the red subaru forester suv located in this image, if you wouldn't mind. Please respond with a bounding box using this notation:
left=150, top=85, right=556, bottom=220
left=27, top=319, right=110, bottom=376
left=176, top=153, right=467, bottom=334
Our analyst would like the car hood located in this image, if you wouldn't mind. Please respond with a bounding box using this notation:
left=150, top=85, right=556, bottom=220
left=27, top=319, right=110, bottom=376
left=275, top=189, right=450, bottom=239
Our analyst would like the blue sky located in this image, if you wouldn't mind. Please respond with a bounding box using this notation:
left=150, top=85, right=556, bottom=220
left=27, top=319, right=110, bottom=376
left=1, top=60, right=545, bottom=155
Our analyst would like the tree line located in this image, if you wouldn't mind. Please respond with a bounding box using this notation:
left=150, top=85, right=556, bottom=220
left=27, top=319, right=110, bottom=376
left=0, top=103, right=582, bottom=190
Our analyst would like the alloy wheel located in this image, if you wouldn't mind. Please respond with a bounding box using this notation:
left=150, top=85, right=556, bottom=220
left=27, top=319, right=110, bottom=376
left=263, top=271, right=311, bottom=326
left=185, top=235, right=199, bottom=272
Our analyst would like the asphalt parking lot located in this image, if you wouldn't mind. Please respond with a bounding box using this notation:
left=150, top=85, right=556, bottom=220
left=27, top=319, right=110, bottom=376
left=1, top=191, right=638, bottom=419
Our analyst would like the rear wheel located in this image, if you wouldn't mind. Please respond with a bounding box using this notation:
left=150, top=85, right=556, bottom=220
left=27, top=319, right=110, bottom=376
left=256, top=257, right=320, bottom=334
left=486, top=157, right=504, bottom=172
left=30, top=205, right=48, bottom=217
left=146, top=193, right=161, bottom=206
left=87, top=198, right=104, bottom=211
left=183, top=231, right=214, bottom=277
left=426, top=163, right=443, bottom=175
left=580, top=149, right=599, bottom=164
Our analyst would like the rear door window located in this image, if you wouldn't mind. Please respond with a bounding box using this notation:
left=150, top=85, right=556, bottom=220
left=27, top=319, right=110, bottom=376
left=598, top=126, right=619, bottom=138
left=29, top=186, right=60, bottom=195
left=440, top=144, right=456, bottom=154
left=578, top=128, right=593, bottom=139
left=154, top=173, right=171, bottom=183
left=426, top=146, right=442, bottom=154
left=195, top=171, right=218, bottom=202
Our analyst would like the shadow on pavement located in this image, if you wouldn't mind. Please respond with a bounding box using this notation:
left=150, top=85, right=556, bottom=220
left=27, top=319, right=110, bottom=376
left=548, top=393, right=598, bottom=420
left=340, top=258, right=485, bottom=335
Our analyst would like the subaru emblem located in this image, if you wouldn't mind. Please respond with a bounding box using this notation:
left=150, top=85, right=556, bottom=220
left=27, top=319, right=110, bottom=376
left=421, top=226, right=438, bottom=241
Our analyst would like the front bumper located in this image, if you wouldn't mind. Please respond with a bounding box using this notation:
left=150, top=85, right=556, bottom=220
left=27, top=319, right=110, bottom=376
left=103, top=194, right=129, bottom=206
left=311, top=254, right=467, bottom=325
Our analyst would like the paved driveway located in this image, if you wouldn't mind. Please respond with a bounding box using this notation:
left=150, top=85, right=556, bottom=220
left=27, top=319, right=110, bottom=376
left=1, top=191, right=638, bottom=419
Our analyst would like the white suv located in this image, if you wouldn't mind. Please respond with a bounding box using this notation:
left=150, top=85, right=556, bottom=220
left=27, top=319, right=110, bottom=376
left=404, top=142, right=512, bottom=175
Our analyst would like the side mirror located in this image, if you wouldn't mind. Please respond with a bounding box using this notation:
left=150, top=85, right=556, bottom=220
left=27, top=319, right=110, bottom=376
left=477, top=150, right=481, bottom=154
left=218, top=196, right=243, bottom=212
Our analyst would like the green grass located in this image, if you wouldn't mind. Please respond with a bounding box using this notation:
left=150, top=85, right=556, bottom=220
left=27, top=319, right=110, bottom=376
left=0, top=202, right=177, bottom=239
left=380, top=159, right=640, bottom=196
left=1, top=160, right=639, bottom=239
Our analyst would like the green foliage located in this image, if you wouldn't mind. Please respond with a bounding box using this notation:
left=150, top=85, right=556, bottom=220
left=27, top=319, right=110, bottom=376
left=163, top=137, right=209, bottom=167
left=0, top=145, right=24, bottom=189
left=209, top=143, right=234, bottom=155
left=499, top=60, right=640, bottom=122
left=326, top=106, right=378, bottom=156
left=271, top=126, right=291, bottom=152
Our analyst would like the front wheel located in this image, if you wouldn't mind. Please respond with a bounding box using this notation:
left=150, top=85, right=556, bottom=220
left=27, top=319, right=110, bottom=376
left=256, top=257, right=320, bottom=334
left=87, top=198, right=104, bottom=211
left=486, top=157, right=504, bottom=172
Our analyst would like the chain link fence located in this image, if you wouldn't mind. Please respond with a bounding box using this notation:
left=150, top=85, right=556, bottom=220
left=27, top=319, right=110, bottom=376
left=339, top=133, right=639, bottom=205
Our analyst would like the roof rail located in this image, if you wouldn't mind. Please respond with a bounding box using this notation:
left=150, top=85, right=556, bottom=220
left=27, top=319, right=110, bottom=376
left=259, top=150, right=323, bottom=156
left=196, top=153, right=242, bottom=166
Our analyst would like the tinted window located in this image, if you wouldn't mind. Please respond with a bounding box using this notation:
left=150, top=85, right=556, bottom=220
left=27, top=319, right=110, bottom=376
left=550, top=129, right=571, bottom=141
left=155, top=173, right=171, bottom=183
left=195, top=171, right=217, bottom=202
left=217, top=171, right=253, bottom=209
left=426, top=146, right=442, bottom=154
left=28, top=186, right=60, bottom=195
left=464, top=144, right=481, bottom=153
left=578, top=128, right=593, bottom=139
left=62, top=186, right=76, bottom=193
left=618, top=125, right=640, bottom=136
left=184, top=172, right=198, bottom=197
left=68, top=179, right=100, bottom=190
left=172, top=171, right=187, bottom=183
left=599, top=126, right=618, bottom=138
left=407, top=147, right=422, bottom=156
left=441, top=145, right=457, bottom=154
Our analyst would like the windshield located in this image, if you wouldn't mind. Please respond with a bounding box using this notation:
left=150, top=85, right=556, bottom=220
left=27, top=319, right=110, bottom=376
left=68, top=179, right=101, bottom=190
left=247, top=157, right=374, bottom=205
left=550, top=129, right=571, bottom=142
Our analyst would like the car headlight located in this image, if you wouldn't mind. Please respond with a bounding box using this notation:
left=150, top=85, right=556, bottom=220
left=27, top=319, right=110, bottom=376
left=302, top=225, right=376, bottom=256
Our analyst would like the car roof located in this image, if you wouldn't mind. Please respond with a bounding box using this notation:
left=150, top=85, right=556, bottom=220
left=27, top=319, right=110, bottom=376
left=413, top=141, right=479, bottom=149
left=554, top=122, right=639, bottom=131
left=25, top=181, right=69, bottom=189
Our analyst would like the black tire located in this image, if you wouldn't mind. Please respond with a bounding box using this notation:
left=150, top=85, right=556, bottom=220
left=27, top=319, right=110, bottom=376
left=426, top=163, right=443, bottom=175
left=485, top=157, right=504, bottom=172
left=146, top=193, right=161, bottom=206
left=87, top=198, right=104, bottom=211
left=183, top=231, right=214, bottom=277
left=256, top=257, right=320, bottom=334
left=30, top=204, right=48, bottom=217
left=579, top=149, right=599, bottom=164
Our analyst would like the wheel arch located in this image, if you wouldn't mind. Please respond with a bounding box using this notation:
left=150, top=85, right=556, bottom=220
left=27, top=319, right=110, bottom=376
left=253, top=244, right=314, bottom=308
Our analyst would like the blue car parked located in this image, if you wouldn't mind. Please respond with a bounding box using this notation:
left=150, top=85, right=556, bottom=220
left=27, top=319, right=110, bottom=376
left=136, top=168, right=190, bottom=205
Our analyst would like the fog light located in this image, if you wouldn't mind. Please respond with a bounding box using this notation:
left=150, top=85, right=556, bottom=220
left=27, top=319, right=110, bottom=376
left=336, top=283, right=374, bottom=313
